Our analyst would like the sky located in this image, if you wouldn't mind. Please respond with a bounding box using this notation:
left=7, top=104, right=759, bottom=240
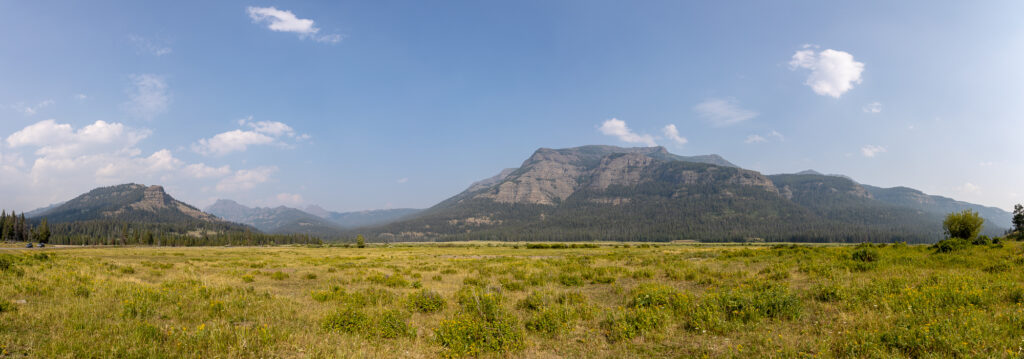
left=1, top=1, right=1022, bottom=213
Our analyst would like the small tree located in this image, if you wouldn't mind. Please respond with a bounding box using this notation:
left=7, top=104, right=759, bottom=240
left=33, top=218, right=50, bottom=244
left=356, top=234, right=366, bottom=248
left=943, top=210, right=984, bottom=240
left=1013, top=204, right=1024, bottom=234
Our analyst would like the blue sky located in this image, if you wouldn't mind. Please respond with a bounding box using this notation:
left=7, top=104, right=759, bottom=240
left=1, top=1, right=1022, bottom=213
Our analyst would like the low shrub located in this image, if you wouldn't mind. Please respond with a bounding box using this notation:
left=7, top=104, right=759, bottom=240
left=407, top=289, right=446, bottom=313
left=374, top=309, right=414, bottom=339
left=931, top=238, right=971, bottom=253
left=322, top=307, right=369, bottom=333
left=525, top=306, right=574, bottom=336
left=629, top=283, right=689, bottom=312
left=851, top=247, right=879, bottom=262
left=601, top=307, right=666, bottom=343
left=436, top=313, right=524, bottom=357
left=516, top=291, right=549, bottom=311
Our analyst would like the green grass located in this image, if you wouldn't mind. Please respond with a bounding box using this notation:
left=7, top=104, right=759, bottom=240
left=1, top=241, right=1024, bottom=357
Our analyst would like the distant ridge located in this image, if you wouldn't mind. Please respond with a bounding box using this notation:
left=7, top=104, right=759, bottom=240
left=369, top=145, right=1010, bottom=243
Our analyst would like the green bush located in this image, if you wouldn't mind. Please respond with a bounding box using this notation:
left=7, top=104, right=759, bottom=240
left=516, top=291, right=549, bottom=311
left=601, top=307, right=666, bottom=343
left=456, top=286, right=504, bottom=322
left=525, top=306, right=574, bottom=336
left=851, top=247, right=879, bottom=262
left=436, top=313, right=524, bottom=356
left=373, top=309, right=414, bottom=338
left=322, top=307, right=369, bottom=333
left=558, top=274, right=584, bottom=287
left=811, top=283, right=844, bottom=302
left=943, top=210, right=984, bottom=240
left=629, top=283, right=689, bottom=312
left=407, top=289, right=446, bottom=313
left=931, top=238, right=971, bottom=253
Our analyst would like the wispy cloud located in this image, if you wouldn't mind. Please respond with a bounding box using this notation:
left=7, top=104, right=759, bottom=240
left=217, top=166, right=278, bottom=192
left=128, top=35, right=172, bottom=56
left=694, top=98, right=757, bottom=127
left=598, top=118, right=657, bottom=146
left=123, top=74, right=169, bottom=120
left=863, top=102, right=882, bottom=113
left=860, top=145, right=886, bottom=158
left=247, top=6, right=342, bottom=43
left=744, top=135, right=766, bottom=144
left=396, top=177, right=409, bottom=184
left=8, top=99, right=55, bottom=116
left=790, top=45, right=864, bottom=98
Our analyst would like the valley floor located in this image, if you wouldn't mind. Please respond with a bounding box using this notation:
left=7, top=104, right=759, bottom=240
left=1, top=241, right=1023, bottom=358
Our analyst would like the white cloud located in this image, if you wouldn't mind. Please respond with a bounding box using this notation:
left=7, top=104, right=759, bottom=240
left=128, top=35, right=172, bottom=56
left=246, top=6, right=341, bottom=43
left=1, top=119, right=288, bottom=210
left=598, top=118, right=657, bottom=146
left=193, top=117, right=304, bottom=156
left=124, top=74, right=169, bottom=120
left=661, top=124, right=688, bottom=145
left=75, top=94, right=88, bottom=100
left=789, top=47, right=864, bottom=98
left=276, top=193, right=304, bottom=205
left=193, top=130, right=274, bottom=156
left=247, top=120, right=295, bottom=137
left=860, top=145, right=887, bottom=158
left=979, top=161, right=994, bottom=167
left=217, top=166, right=277, bottom=192
left=768, top=130, right=785, bottom=141
left=863, top=102, right=882, bottom=113
left=694, top=98, right=758, bottom=127
left=396, top=177, right=409, bottom=184
left=7, top=119, right=152, bottom=158
left=745, top=135, right=767, bottom=144
left=183, top=163, right=232, bottom=179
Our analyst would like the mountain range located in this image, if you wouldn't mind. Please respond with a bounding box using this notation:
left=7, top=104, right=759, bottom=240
left=366, top=145, right=1010, bottom=243
left=24, top=145, right=1012, bottom=243
left=202, top=200, right=419, bottom=237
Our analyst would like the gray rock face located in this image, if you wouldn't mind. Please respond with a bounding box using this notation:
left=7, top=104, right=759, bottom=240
left=471, top=145, right=771, bottom=205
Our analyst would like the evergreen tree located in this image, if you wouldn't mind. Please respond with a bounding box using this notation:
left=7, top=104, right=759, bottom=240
left=14, top=213, right=26, bottom=242
left=0, top=210, right=8, bottom=241
left=34, top=218, right=51, bottom=244
left=356, top=234, right=366, bottom=248
left=1013, top=204, right=1024, bottom=235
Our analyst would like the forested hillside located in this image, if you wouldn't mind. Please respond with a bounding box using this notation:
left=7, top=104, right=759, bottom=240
left=368, top=146, right=1011, bottom=243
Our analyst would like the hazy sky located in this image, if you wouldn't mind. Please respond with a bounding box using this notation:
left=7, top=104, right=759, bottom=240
left=1, top=1, right=1022, bottom=212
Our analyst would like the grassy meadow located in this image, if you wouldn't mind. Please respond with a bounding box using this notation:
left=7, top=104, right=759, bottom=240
left=2, top=241, right=1024, bottom=358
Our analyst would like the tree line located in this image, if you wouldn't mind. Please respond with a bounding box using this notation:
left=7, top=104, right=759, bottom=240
left=1, top=210, right=320, bottom=247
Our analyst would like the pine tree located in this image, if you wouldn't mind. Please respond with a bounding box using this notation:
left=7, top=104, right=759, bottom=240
left=1013, top=204, right=1024, bottom=235
left=356, top=234, right=366, bottom=248
left=0, top=210, right=8, bottom=241
left=34, top=218, right=51, bottom=244
left=14, top=213, right=26, bottom=242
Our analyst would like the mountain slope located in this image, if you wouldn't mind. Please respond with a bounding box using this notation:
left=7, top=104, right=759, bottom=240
left=370, top=145, right=1008, bottom=243
left=32, top=184, right=224, bottom=224
left=205, top=200, right=345, bottom=237
left=319, top=208, right=422, bottom=228
left=27, top=184, right=255, bottom=239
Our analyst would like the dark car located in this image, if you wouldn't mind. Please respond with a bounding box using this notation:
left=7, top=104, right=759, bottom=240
left=25, top=243, right=33, bottom=248
left=38, top=243, right=45, bottom=248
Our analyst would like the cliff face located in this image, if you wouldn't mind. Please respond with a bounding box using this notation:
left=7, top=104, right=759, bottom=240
left=472, top=146, right=774, bottom=205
